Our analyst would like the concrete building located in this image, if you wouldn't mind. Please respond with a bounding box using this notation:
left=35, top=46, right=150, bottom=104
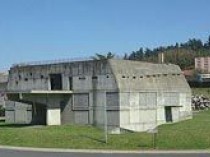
left=195, top=57, right=210, bottom=73
left=0, top=73, right=8, bottom=108
left=6, top=59, right=192, bottom=133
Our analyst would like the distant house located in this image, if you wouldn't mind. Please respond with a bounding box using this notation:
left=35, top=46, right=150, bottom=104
left=6, top=59, right=192, bottom=133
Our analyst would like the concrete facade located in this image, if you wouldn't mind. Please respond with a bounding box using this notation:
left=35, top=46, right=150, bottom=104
left=0, top=73, right=8, bottom=108
left=195, top=57, right=210, bottom=73
left=6, top=59, right=192, bottom=133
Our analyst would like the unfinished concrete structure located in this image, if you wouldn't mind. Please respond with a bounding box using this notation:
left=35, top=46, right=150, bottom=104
left=0, top=73, right=8, bottom=108
left=6, top=59, right=192, bottom=133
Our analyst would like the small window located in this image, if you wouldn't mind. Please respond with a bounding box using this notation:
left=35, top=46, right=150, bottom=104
left=19, top=75, right=22, bottom=80
left=133, top=76, right=136, bottom=79
left=16, top=81, right=18, bottom=85
left=146, top=75, right=150, bottom=78
left=92, top=76, right=98, bottom=79
left=79, top=76, right=86, bottom=80
left=163, top=74, right=167, bottom=77
left=140, top=76, right=143, bottom=78
left=30, top=73, right=33, bottom=76
left=24, top=78, right=28, bottom=81
left=41, top=75, right=44, bottom=79
left=107, top=75, right=110, bottom=78
left=122, top=75, right=126, bottom=78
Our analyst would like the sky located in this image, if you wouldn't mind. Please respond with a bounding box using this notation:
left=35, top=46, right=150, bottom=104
left=0, top=0, right=210, bottom=71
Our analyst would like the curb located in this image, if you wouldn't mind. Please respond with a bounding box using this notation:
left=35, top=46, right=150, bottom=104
left=0, top=146, right=210, bottom=154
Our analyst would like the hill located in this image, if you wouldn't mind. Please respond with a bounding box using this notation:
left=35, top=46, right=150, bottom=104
left=124, top=36, right=210, bottom=70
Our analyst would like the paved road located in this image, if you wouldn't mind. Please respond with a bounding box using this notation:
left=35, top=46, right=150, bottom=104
left=0, top=149, right=210, bottom=157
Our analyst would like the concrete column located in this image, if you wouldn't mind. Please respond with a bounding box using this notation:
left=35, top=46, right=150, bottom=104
left=46, top=108, right=61, bottom=125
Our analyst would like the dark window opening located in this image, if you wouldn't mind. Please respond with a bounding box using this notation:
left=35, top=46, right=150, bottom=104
left=107, top=75, right=110, bottom=78
left=69, top=77, right=73, bottom=90
left=41, top=75, right=44, bottom=79
left=122, top=75, right=126, bottom=78
left=50, top=74, right=62, bottom=90
left=133, top=76, right=136, bottom=79
left=165, top=106, right=172, bottom=122
left=24, top=78, right=28, bottom=81
left=16, top=81, right=18, bottom=85
left=79, top=76, right=86, bottom=80
left=92, top=76, right=98, bottom=79
left=140, top=76, right=143, bottom=78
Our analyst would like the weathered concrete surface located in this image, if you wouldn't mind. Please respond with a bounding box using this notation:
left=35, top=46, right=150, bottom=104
left=0, top=73, right=8, bottom=108
left=47, top=108, right=61, bottom=125
left=6, top=59, right=192, bottom=133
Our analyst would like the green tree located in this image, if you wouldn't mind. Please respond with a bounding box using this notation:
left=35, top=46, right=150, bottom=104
left=91, top=52, right=115, bottom=60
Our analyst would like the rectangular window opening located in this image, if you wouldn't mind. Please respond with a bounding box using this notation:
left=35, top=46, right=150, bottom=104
left=69, top=77, right=73, bottom=90
left=50, top=74, right=62, bottom=90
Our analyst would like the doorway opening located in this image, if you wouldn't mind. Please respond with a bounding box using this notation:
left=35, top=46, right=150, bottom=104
left=50, top=74, right=62, bottom=90
left=165, top=106, right=172, bottom=122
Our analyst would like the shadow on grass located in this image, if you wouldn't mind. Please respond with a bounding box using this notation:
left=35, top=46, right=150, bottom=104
left=0, top=121, right=35, bottom=128
left=81, top=134, right=107, bottom=144
left=0, top=119, right=5, bottom=123
left=0, top=124, right=32, bottom=128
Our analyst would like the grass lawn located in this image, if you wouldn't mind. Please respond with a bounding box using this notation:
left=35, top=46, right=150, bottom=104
left=157, top=110, right=210, bottom=149
left=0, top=120, right=153, bottom=149
left=0, top=110, right=210, bottom=150
left=191, top=88, right=210, bottom=97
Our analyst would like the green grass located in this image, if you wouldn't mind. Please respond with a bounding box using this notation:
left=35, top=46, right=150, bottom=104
left=157, top=110, right=210, bottom=149
left=0, top=110, right=210, bottom=150
left=0, top=121, right=153, bottom=149
left=191, top=88, right=210, bottom=97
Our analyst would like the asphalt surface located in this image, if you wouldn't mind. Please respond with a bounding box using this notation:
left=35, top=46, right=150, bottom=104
left=0, top=149, right=210, bottom=157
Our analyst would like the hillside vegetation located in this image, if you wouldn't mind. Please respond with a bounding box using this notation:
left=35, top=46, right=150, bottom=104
left=124, top=36, right=210, bottom=70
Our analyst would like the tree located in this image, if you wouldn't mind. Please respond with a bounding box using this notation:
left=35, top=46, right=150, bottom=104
left=135, top=48, right=144, bottom=60
left=128, top=51, right=136, bottom=60
left=123, top=53, right=129, bottom=60
left=145, top=48, right=153, bottom=58
left=205, top=36, right=210, bottom=48
left=91, top=52, right=115, bottom=60
left=186, top=38, right=203, bottom=51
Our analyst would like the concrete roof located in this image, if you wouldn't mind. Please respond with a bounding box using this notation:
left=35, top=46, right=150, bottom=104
left=6, top=90, right=73, bottom=94
left=108, top=59, right=181, bottom=75
left=108, top=59, right=191, bottom=93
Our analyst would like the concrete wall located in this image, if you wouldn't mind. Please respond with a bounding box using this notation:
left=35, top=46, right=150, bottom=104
left=119, top=92, right=157, bottom=132
left=0, top=73, right=8, bottom=108
left=5, top=101, right=32, bottom=124
left=6, top=59, right=192, bottom=133
left=7, top=60, right=120, bottom=132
